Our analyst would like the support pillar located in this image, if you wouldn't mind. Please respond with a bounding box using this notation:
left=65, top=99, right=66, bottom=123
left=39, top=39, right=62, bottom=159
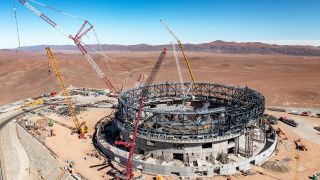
left=245, top=128, right=253, bottom=157
left=234, top=137, right=239, bottom=155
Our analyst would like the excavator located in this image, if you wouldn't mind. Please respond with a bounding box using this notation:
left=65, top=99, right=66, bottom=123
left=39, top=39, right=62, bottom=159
left=46, top=47, right=88, bottom=138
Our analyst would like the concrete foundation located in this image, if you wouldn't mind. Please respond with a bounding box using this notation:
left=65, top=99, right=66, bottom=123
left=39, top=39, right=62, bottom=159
left=96, top=123, right=277, bottom=177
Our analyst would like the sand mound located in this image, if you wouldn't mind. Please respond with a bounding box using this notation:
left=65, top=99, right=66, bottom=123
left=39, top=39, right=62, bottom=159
left=261, top=160, right=290, bottom=172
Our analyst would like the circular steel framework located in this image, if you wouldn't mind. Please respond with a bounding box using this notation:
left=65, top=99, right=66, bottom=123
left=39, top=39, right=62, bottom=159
left=115, top=82, right=265, bottom=142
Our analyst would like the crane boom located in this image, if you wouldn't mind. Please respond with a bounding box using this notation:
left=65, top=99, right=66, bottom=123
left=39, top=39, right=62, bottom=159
left=19, top=0, right=118, bottom=93
left=142, top=48, right=167, bottom=95
left=115, top=48, right=168, bottom=179
left=160, top=20, right=197, bottom=89
left=45, top=47, right=81, bottom=131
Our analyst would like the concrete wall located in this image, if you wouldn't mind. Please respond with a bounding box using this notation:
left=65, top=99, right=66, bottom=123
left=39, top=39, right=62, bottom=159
left=96, top=126, right=277, bottom=177
left=134, top=136, right=237, bottom=164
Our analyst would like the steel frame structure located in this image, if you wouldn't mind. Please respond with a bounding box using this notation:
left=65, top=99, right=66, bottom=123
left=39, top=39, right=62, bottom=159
left=115, top=82, right=265, bottom=143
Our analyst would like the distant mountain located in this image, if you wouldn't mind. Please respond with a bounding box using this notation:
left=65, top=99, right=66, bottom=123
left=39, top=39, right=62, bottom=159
left=10, top=41, right=320, bottom=56
left=0, top=49, right=12, bottom=52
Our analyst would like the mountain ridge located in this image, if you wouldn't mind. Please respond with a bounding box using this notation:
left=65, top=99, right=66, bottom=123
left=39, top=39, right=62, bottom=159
left=7, top=40, right=320, bottom=56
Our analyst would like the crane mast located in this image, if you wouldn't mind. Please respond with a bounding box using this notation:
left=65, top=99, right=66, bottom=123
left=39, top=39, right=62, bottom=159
left=18, top=0, right=118, bottom=94
left=46, top=47, right=86, bottom=137
left=115, top=48, right=168, bottom=179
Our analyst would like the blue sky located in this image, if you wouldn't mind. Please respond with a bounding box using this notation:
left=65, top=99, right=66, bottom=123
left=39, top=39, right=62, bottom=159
left=1, top=0, right=320, bottom=48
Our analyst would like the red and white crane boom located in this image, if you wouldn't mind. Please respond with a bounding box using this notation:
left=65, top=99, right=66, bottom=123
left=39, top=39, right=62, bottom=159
left=115, top=48, right=168, bottom=179
left=18, top=0, right=118, bottom=93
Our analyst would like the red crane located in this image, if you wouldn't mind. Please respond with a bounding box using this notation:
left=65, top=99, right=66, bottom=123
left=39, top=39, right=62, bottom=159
left=18, top=0, right=118, bottom=94
left=115, top=48, right=168, bottom=179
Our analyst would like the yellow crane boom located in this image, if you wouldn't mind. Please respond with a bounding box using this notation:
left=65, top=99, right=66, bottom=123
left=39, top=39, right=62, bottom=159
left=45, top=47, right=82, bottom=132
left=160, top=20, right=197, bottom=87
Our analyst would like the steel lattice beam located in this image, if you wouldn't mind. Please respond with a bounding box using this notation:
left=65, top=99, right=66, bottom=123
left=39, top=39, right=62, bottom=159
left=115, top=82, right=265, bottom=142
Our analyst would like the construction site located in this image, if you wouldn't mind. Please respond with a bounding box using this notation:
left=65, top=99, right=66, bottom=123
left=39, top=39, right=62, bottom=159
left=100, top=82, right=275, bottom=177
left=0, top=0, right=320, bottom=180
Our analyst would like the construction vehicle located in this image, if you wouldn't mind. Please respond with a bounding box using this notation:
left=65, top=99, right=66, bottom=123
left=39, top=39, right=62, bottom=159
left=300, top=111, right=311, bottom=116
left=46, top=47, right=88, bottom=138
left=161, top=20, right=197, bottom=92
left=114, top=48, right=168, bottom=179
left=294, top=139, right=307, bottom=151
left=275, top=127, right=288, bottom=140
left=48, top=119, right=53, bottom=127
left=18, top=0, right=118, bottom=94
left=275, top=127, right=285, bottom=136
left=312, top=172, right=320, bottom=180
left=279, top=117, right=298, bottom=127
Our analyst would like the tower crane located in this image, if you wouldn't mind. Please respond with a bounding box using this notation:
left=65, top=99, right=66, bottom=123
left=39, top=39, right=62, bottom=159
left=160, top=20, right=197, bottom=92
left=18, top=0, right=118, bottom=94
left=114, top=48, right=168, bottom=179
left=46, top=47, right=88, bottom=138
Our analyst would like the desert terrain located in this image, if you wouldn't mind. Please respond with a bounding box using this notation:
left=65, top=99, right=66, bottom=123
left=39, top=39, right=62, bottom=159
left=0, top=49, right=320, bottom=108
left=0, top=49, right=320, bottom=180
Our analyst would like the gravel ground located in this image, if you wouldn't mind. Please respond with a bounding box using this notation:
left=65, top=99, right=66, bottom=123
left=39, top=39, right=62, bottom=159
left=16, top=124, right=63, bottom=180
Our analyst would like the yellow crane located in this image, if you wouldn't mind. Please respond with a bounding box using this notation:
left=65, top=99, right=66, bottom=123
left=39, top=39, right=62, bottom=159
left=160, top=20, right=197, bottom=93
left=45, top=47, right=88, bottom=138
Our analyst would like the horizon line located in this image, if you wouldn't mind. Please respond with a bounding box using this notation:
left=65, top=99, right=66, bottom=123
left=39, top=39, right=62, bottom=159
left=3, top=39, right=320, bottom=50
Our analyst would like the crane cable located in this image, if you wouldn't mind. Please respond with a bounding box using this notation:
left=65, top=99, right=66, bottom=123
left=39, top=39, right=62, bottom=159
left=13, top=1, right=21, bottom=50
left=19, top=0, right=165, bottom=88
left=29, top=0, right=83, bottom=20
left=23, top=0, right=134, bottom=89
left=27, top=0, right=132, bottom=74
left=160, top=19, right=197, bottom=95
left=171, top=42, right=186, bottom=98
